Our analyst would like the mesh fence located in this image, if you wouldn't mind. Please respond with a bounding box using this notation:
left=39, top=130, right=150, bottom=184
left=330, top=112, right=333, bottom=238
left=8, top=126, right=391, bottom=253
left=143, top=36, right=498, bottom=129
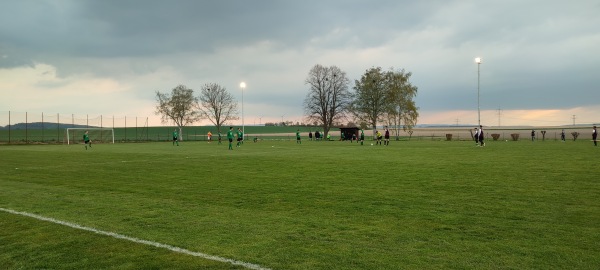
left=0, top=111, right=152, bottom=143
left=0, top=111, right=595, bottom=144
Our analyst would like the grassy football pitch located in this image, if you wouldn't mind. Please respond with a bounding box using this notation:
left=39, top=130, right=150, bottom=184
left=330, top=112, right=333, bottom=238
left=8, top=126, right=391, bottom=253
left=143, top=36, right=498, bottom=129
left=1, top=140, right=599, bottom=269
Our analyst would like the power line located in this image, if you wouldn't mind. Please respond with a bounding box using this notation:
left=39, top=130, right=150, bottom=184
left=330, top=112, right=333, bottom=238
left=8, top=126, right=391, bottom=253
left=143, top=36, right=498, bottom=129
left=502, top=116, right=569, bottom=124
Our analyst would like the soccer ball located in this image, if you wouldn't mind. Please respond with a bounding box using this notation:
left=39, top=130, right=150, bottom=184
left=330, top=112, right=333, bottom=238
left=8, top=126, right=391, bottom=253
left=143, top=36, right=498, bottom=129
left=370, top=143, right=374, bottom=146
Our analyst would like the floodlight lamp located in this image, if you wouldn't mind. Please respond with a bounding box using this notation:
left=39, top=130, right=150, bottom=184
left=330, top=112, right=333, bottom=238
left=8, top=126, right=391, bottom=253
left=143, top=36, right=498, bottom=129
left=475, top=57, right=482, bottom=64
left=240, top=82, right=246, bottom=88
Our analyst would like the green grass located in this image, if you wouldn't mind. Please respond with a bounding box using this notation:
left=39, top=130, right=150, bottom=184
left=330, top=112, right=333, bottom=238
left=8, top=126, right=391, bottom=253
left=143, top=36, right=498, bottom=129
left=1, top=140, right=599, bottom=269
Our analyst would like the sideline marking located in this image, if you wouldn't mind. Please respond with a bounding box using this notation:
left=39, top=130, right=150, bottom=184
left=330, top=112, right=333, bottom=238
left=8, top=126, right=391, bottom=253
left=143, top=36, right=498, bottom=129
left=0, top=207, right=271, bottom=270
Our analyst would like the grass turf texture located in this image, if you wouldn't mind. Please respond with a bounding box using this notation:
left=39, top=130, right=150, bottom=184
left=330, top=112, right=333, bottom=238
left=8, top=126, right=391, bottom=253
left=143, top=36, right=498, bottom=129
left=1, top=140, right=598, bottom=269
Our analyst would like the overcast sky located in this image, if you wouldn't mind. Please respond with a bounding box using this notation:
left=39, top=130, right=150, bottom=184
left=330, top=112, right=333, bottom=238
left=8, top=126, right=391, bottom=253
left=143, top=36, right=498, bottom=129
left=1, top=0, right=599, bottom=127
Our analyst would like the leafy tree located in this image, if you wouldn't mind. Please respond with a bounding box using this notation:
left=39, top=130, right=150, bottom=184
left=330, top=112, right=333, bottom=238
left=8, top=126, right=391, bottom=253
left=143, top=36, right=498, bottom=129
left=303, top=64, right=352, bottom=138
left=155, top=85, right=201, bottom=139
left=351, top=67, right=388, bottom=138
left=352, top=67, right=419, bottom=139
left=197, top=83, right=239, bottom=133
left=384, top=69, right=419, bottom=139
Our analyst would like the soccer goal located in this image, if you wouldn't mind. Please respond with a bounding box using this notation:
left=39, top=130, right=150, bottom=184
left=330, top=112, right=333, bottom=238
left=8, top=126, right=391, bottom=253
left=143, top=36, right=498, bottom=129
left=65, top=128, right=115, bottom=145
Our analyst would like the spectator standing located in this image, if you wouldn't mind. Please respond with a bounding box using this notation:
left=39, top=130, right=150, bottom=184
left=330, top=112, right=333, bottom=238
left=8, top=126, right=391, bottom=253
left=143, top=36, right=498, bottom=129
left=593, top=125, right=597, bottom=146
left=478, top=125, right=485, bottom=147
left=360, top=129, right=365, bottom=145
left=384, top=126, right=390, bottom=146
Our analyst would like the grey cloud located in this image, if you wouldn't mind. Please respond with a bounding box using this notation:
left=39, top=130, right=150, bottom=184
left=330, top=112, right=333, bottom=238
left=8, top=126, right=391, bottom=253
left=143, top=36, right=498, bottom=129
left=1, top=0, right=439, bottom=59
left=1, top=0, right=599, bottom=119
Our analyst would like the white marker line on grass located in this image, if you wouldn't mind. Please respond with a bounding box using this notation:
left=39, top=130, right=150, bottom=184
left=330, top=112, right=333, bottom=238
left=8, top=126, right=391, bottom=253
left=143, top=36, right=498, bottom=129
left=0, top=207, right=271, bottom=270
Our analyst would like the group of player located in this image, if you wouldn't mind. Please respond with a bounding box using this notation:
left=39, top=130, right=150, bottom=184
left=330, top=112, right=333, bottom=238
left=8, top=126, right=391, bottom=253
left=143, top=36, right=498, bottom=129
left=171, top=127, right=244, bottom=150
left=301, top=128, right=396, bottom=146
left=82, top=125, right=598, bottom=149
left=374, top=126, right=391, bottom=146
left=558, top=126, right=597, bottom=146
left=475, top=125, right=598, bottom=147
left=301, top=128, right=368, bottom=145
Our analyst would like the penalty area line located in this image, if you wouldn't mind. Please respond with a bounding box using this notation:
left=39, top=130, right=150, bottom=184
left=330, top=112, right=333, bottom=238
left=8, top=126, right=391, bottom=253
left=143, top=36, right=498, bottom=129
left=0, top=207, right=271, bottom=270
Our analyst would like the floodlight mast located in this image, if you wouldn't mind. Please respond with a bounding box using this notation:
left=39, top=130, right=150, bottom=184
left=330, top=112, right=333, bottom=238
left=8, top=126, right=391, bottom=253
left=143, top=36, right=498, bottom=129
left=475, top=57, right=482, bottom=127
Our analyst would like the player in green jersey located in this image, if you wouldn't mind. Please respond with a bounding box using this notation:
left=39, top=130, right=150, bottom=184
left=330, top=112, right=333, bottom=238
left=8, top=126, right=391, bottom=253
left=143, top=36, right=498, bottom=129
left=296, top=129, right=301, bottom=144
left=172, top=129, right=179, bottom=146
left=236, top=128, right=243, bottom=147
left=83, top=130, right=92, bottom=150
left=227, top=127, right=234, bottom=150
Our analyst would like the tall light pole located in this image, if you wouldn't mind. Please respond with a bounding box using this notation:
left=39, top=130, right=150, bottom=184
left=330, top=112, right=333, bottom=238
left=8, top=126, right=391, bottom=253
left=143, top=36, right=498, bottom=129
left=240, top=82, right=246, bottom=137
left=475, top=57, right=482, bottom=126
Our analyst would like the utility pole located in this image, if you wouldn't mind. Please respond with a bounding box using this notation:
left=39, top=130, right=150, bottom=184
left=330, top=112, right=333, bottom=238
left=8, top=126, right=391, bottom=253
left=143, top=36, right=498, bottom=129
left=497, top=107, right=502, bottom=127
left=475, top=57, right=482, bottom=126
left=572, top=115, right=576, bottom=126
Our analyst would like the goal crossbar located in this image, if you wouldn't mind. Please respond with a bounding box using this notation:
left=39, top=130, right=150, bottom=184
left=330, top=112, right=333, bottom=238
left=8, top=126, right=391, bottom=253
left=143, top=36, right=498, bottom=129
left=66, top=128, right=115, bottom=145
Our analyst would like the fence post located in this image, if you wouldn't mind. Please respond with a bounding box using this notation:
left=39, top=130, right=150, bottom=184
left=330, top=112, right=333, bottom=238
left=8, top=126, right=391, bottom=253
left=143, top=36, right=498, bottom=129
left=26, top=112, right=28, bottom=144
left=8, top=111, right=11, bottom=144
left=42, top=112, right=44, bottom=143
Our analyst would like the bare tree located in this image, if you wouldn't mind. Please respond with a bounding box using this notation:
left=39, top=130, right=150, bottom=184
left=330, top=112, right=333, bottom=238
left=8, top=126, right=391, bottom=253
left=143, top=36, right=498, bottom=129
left=197, top=83, right=239, bottom=133
left=155, top=84, right=201, bottom=139
left=303, top=64, right=352, bottom=138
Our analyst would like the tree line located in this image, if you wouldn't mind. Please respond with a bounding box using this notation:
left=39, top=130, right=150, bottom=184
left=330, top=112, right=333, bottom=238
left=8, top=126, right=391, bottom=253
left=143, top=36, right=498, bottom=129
left=304, top=65, right=418, bottom=138
left=155, top=65, right=419, bottom=137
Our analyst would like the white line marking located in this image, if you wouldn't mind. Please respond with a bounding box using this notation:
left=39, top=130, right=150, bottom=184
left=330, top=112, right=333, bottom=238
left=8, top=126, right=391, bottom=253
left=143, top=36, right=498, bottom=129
left=0, top=207, right=271, bottom=270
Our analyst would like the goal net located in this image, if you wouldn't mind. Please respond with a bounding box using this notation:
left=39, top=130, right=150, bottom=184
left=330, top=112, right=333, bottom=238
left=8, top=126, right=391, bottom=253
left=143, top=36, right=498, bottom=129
left=65, top=128, right=115, bottom=145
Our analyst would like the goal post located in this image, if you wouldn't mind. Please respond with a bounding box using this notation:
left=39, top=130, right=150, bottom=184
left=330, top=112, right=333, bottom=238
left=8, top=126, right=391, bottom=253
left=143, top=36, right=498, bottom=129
left=65, top=128, right=115, bottom=145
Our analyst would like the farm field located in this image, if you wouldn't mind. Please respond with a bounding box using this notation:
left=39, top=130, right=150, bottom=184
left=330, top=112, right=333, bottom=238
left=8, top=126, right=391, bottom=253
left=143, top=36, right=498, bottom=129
left=1, top=139, right=599, bottom=269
